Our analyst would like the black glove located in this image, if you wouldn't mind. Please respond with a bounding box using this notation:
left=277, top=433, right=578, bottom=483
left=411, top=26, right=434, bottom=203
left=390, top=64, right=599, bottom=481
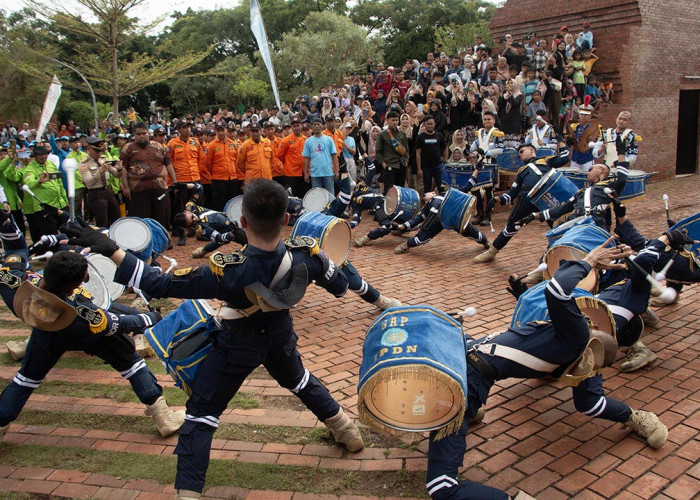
left=148, top=311, right=162, bottom=324
left=389, top=222, right=406, bottom=233
left=506, top=275, right=529, bottom=300
left=667, top=218, right=676, bottom=228
left=40, top=202, right=58, bottom=214
left=487, top=197, right=497, bottom=211
left=615, top=136, right=626, bottom=155
left=611, top=198, right=626, bottom=218
left=0, top=209, right=10, bottom=226
left=476, top=148, right=485, bottom=157
left=517, top=213, right=537, bottom=227
left=60, top=224, right=118, bottom=257
left=230, top=227, right=248, bottom=245
left=663, top=229, right=695, bottom=251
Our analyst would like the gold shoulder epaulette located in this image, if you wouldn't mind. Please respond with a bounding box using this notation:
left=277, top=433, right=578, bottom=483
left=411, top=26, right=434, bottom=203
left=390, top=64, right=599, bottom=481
left=209, top=251, right=247, bottom=277
left=284, top=236, right=319, bottom=255
left=76, top=305, right=107, bottom=334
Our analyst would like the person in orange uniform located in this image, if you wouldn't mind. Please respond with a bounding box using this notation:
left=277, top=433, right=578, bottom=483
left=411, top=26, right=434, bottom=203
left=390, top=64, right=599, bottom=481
left=276, top=118, right=307, bottom=197
left=263, top=122, right=285, bottom=186
left=236, top=123, right=272, bottom=185
left=194, top=126, right=212, bottom=206
left=206, top=120, right=240, bottom=211
left=167, top=121, right=202, bottom=245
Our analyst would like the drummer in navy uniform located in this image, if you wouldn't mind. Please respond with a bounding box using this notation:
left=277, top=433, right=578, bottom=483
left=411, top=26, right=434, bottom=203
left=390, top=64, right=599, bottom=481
left=62, top=179, right=364, bottom=499
left=519, top=160, right=630, bottom=232
left=173, top=201, right=248, bottom=259
left=523, top=110, right=557, bottom=147
left=473, top=141, right=570, bottom=264
left=0, top=213, right=184, bottom=442
left=593, top=111, right=641, bottom=168
left=419, top=241, right=667, bottom=499
left=468, top=111, right=504, bottom=225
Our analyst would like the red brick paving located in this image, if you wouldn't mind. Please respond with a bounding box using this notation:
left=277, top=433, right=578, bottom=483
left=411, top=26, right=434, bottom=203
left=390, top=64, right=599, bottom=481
left=0, top=175, right=698, bottom=498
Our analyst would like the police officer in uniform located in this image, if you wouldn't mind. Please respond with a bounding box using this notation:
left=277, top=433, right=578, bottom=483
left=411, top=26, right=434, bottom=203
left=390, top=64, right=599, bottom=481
left=0, top=214, right=183, bottom=441
left=79, top=136, right=122, bottom=228
left=62, top=179, right=364, bottom=499
left=423, top=242, right=667, bottom=500
left=474, top=142, right=570, bottom=264
left=172, top=201, right=248, bottom=258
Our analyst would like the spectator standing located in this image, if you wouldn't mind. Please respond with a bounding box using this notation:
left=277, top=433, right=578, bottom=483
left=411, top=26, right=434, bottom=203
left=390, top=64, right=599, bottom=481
left=237, top=123, right=273, bottom=185
left=415, top=116, right=447, bottom=194
left=497, top=79, right=523, bottom=135
left=205, top=120, right=240, bottom=211
left=572, top=50, right=586, bottom=99
left=277, top=119, right=307, bottom=197
left=577, top=22, right=594, bottom=49
left=263, top=123, right=285, bottom=185
left=168, top=122, right=202, bottom=244
left=22, top=145, right=68, bottom=242
left=375, top=111, right=409, bottom=194
left=121, top=123, right=174, bottom=231
left=78, top=136, right=121, bottom=228
left=302, top=119, right=338, bottom=195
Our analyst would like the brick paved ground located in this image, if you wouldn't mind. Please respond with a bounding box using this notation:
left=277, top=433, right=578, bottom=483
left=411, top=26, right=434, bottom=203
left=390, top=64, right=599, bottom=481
left=0, top=174, right=698, bottom=499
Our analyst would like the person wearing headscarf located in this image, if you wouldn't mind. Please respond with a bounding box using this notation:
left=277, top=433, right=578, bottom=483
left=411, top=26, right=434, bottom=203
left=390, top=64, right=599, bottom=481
left=497, top=79, right=523, bottom=135
left=426, top=99, right=448, bottom=134
left=449, top=129, right=469, bottom=155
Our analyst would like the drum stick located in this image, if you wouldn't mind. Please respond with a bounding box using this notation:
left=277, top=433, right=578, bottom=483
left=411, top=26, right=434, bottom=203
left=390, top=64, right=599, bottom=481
left=654, top=251, right=676, bottom=282
left=133, top=287, right=155, bottom=312
left=161, top=255, right=178, bottom=274
left=489, top=220, right=495, bottom=233
left=390, top=210, right=404, bottom=222
left=30, top=251, right=53, bottom=261
left=156, top=189, right=171, bottom=201
left=516, top=262, right=548, bottom=282
left=663, top=194, right=671, bottom=226
left=624, top=254, right=676, bottom=303
left=21, top=185, right=45, bottom=206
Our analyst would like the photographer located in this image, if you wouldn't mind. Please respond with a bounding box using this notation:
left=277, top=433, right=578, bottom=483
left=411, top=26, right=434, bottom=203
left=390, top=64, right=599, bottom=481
left=79, top=136, right=122, bottom=228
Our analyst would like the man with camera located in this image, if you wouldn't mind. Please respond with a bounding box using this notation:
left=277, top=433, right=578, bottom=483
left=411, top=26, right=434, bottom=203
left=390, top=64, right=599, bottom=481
left=374, top=111, right=409, bottom=194
left=79, top=136, right=122, bottom=228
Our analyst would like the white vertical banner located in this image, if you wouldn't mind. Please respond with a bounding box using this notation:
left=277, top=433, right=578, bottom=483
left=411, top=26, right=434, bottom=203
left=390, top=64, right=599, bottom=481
left=250, top=0, right=281, bottom=108
left=36, top=75, right=62, bottom=139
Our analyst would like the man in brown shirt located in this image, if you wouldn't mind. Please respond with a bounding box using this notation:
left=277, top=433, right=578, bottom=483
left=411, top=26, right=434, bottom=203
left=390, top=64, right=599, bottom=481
left=79, top=136, right=121, bottom=228
left=120, top=123, right=176, bottom=229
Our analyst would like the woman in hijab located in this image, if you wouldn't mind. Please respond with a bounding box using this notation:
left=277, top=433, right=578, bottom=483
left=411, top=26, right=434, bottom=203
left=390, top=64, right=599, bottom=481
left=496, top=56, right=510, bottom=82
left=447, top=77, right=468, bottom=132
left=449, top=129, right=469, bottom=155
left=497, top=78, right=524, bottom=135
left=372, top=89, right=388, bottom=125
left=427, top=99, right=447, bottom=134
left=320, top=98, right=334, bottom=121
left=400, top=113, right=422, bottom=196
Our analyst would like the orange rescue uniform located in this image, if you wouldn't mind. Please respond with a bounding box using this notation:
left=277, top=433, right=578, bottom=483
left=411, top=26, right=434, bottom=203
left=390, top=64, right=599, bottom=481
left=268, top=136, right=285, bottom=178
left=205, top=137, right=239, bottom=181
left=276, top=133, right=307, bottom=177
left=323, top=128, right=345, bottom=164
left=167, top=136, right=201, bottom=183
left=237, top=137, right=273, bottom=181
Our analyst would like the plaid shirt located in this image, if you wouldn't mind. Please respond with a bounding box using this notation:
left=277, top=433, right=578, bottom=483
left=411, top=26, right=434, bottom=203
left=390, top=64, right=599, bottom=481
left=532, top=52, right=547, bottom=72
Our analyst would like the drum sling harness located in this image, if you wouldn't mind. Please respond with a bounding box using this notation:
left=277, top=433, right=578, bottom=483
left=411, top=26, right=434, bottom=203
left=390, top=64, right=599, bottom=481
left=468, top=331, right=559, bottom=374
left=581, top=187, right=609, bottom=216
left=216, top=251, right=295, bottom=320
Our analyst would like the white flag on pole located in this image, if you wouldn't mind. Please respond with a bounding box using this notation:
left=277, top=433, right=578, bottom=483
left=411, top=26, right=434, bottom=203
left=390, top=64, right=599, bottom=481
left=250, top=0, right=281, bottom=108
left=36, top=75, right=62, bottom=140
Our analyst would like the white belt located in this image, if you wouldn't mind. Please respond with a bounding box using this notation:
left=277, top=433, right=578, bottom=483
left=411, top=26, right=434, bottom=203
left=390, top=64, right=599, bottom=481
left=584, top=187, right=592, bottom=215
left=474, top=343, right=559, bottom=373
left=607, top=305, right=634, bottom=321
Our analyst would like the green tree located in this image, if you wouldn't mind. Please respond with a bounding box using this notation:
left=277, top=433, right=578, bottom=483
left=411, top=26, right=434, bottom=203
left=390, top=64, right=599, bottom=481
left=434, top=21, right=493, bottom=56
left=25, top=0, right=210, bottom=117
left=274, top=11, right=381, bottom=90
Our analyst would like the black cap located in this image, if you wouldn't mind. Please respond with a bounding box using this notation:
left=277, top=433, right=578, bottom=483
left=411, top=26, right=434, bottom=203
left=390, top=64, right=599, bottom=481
left=291, top=118, right=302, bottom=124
left=154, top=126, right=166, bottom=135
left=32, top=146, right=50, bottom=155
left=249, top=123, right=261, bottom=130
left=86, top=136, right=106, bottom=146
left=324, top=115, right=336, bottom=122
left=177, top=121, right=190, bottom=129
left=69, top=135, right=80, bottom=142
left=215, top=120, right=226, bottom=129
left=226, top=121, right=236, bottom=130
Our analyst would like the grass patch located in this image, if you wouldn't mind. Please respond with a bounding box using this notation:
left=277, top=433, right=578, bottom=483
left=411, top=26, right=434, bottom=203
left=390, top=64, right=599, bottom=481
left=0, top=336, right=31, bottom=344
left=13, top=409, right=411, bottom=449
left=0, top=351, right=167, bottom=375
left=0, top=319, right=29, bottom=330
left=0, top=444, right=426, bottom=496
left=0, top=379, right=257, bottom=409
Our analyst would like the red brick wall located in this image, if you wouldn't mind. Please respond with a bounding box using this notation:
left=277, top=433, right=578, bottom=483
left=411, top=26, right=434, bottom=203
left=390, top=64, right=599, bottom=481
left=489, top=0, right=700, bottom=179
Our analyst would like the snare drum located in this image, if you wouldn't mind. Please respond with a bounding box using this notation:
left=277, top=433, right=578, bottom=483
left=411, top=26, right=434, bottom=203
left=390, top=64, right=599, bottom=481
left=224, top=196, right=243, bottom=224
left=618, top=169, right=651, bottom=201
left=438, top=188, right=476, bottom=232
left=511, top=281, right=616, bottom=337
left=81, top=258, right=112, bottom=310
left=145, top=299, right=220, bottom=395
left=86, top=254, right=125, bottom=303
left=496, top=148, right=520, bottom=172
left=442, top=163, right=497, bottom=191
left=290, top=211, right=351, bottom=264
left=536, top=147, right=556, bottom=160
left=302, top=188, right=334, bottom=213
left=109, top=217, right=153, bottom=263
left=384, top=186, right=420, bottom=222
left=561, top=167, right=590, bottom=190
left=669, top=212, right=700, bottom=258
left=543, top=223, right=613, bottom=291
left=144, top=219, right=170, bottom=260
left=358, top=305, right=468, bottom=436
left=545, top=216, right=593, bottom=246
left=528, top=170, right=579, bottom=211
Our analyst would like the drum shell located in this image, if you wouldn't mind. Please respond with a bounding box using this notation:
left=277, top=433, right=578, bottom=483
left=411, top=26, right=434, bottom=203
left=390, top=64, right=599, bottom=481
left=545, top=216, right=593, bottom=246
left=669, top=212, right=700, bottom=258
left=619, top=169, right=651, bottom=201
left=83, top=257, right=113, bottom=310
left=302, top=188, right=334, bottom=213
left=530, top=171, right=579, bottom=211
left=290, top=211, right=351, bottom=264
left=384, top=186, right=420, bottom=222
left=511, top=282, right=616, bottom=337
left=358, top=305, right=468, bottom=435
left=442, top=164, right=497, bottom=191
left=438, top=188, right=476, bottom=231
left=543, top=223, right=612, bottom=291
left=496, top=149, right=520, bottom=172
left=224, top=196, right=244, bottom=224
left=561, top=167, right=590, bottom=190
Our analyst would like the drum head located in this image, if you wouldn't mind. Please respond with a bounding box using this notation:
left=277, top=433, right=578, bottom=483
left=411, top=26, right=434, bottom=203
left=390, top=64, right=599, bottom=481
left=361, top=366, right=463, bottom=432
left=323, top=219, right=351, bottom=264
left=109, top=218, right=152, bottom=252
left=528, top=168, right=556, bottom=197
left=87, top=254, right=125, bottom=301
left=83, top=260, right=112, bottom=310
left=384, top=186, right=399, bottom=215
left=224, top=196, right=244, bottom=224
left=302, top=188, right=332, bottom=213
left=544, top=246, right=598, bottom=291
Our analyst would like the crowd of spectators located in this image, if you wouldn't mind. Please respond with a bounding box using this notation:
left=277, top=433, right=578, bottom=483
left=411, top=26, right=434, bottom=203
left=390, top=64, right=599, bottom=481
left=0, top=21, right=613, bottom=245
